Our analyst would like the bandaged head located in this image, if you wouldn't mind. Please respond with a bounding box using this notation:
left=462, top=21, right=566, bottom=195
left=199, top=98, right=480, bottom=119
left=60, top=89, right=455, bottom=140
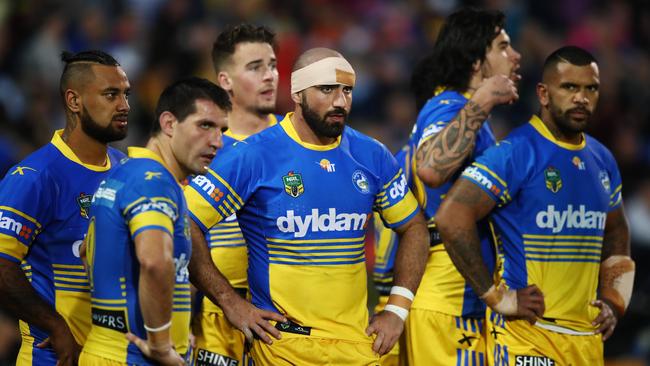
left=291, top=57, right=356, bottom=94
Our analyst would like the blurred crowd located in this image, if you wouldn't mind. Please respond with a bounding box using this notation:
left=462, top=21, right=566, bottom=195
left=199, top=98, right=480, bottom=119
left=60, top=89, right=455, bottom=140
left=0, top=0, right=649, bottom=364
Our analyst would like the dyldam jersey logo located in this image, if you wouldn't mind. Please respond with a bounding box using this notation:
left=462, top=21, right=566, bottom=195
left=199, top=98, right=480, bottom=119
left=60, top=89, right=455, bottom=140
left=535, top=204, right=606, bottom=233
left=276, top=209, right=369, bottom=238
left=0, top=210, right=32, bottom=240
left=388, top=174, right=408, bottom=200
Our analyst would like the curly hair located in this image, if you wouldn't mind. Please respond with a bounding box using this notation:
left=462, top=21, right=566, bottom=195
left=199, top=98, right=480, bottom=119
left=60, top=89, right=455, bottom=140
left=411, top=8, right=505, bottom=109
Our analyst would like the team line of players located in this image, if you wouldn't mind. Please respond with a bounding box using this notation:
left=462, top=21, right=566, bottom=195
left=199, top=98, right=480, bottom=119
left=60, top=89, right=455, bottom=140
left=0, top=7, right=636, bottom=366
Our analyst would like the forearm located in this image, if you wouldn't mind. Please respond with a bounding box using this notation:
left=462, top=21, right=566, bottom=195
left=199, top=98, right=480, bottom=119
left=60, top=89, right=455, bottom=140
left=188, top=220, right=237, bottom=307
left=138, top=259, right=174, bottom=330
left=415, top=96, right=492, bottom=187
left=0, top=258, right=67, bottom=332
left=392, top=212, right=430, bottom=293
left=440, top=224, right=494, bottom=296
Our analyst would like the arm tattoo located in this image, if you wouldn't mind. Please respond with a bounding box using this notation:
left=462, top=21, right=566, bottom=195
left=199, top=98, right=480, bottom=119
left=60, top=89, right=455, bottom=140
left=601, top=207, right=631, bottom=259
left=416, top=100, right=489, bottom=183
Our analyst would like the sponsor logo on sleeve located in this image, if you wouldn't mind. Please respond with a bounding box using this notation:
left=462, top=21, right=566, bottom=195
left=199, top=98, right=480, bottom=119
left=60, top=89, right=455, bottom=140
left=131, top=200, right=178, bottom=221
left=388, top=174, right=408, bottom=200
left=192, top=175, right=225, bottom=203
left=10, top=166, right=36, bottom=176
left=421, top=123, right=444, bottom=141
left=514, top=355, right=555, bottom=366
left=462, top=166, right=501, bottom=196
left=0, top=210, right=33, bottom=241
left=144, top=171, right=162, bottom=180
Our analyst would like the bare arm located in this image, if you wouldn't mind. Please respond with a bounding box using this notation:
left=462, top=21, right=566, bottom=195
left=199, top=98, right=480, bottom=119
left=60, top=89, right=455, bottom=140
left=128, top=229, right=184, bottom=365
left=436, top=179, right=496, bottom=295
left=416, top=75, right=518, bottom=188
left=592, top=206, right=632, bottom=340
left=187, top=219, right=285, bottom=344
left=437, top=179, right=544, bottom=322
left=0, top=258, right=79, bottom=365
left=366, top=211, right=429, bottom=355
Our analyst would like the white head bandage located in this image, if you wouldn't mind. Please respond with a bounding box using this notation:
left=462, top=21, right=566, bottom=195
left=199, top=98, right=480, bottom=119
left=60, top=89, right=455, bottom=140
left=291, top=57, right=356, bottom=94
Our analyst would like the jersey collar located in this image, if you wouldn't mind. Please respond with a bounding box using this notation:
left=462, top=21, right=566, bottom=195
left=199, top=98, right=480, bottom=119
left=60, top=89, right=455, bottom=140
left=224, top=113, right=279, bottom=141
left=434, top=86, right=472, bottom=100
left=280, top=112, right=341, bottom=151
left=127, top=147, right=176, bottom=179
left=529, top=115, right=586, bottom=151
left=50, top=129, right=112, bottom=172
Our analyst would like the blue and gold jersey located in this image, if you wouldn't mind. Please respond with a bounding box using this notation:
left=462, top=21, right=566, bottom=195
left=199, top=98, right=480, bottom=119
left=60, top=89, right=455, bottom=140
left=83, top=147, right=192, bottom=364
left=390, top=90, right=496, bottom=317
left=186, top=113, right=419, bottom=342
left=462, top=115, right=623, bottom=333
left=202, top=114, right=278, bottom=314
left=0, top=130, right=123, bottom=365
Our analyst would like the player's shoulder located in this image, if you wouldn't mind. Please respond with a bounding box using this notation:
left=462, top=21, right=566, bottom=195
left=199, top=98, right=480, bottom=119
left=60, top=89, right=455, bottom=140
left=343, top=126, right=390, bottom=154
left=1, top=143, right=59, bottom=183
left=418, top=90, right=466, bottom=119
left=114, top=156, right=175, bottom=186
left=584, top=134, right=617, bottom=164
left=107, top=146, right=127, bottom=163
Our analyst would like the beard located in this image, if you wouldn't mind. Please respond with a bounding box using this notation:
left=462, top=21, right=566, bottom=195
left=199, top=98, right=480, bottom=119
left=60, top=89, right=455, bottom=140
left=549, top=102, right=591, bottom=135
left=300, top=95, right=346, bottom=139
left=80, top=106, right=128, bottom=143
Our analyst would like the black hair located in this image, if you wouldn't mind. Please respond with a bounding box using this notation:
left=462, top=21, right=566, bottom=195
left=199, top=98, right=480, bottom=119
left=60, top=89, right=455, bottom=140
left=211, top=23, right=276, bottom=73
left=152, top=77, right=232, bottom=135
left=542, top=46, right=598, bottom=81
left=411, top=8, right=505, bottom=109
left=59, top=50, right=120, bottom=99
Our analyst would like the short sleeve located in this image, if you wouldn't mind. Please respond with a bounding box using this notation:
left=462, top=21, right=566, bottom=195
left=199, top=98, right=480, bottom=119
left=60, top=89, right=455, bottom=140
left=185, top=145, right=257, bottom=233
left=0, top=166, right=49, bottom=262
left=373, top=146, right=420, bottom=228
left=604, top=152, right=623, bottom=211
left=460, top=140, right=529, bottom=207
left=119, top=171, right=179, bottom=239
left=415, top=102, right=463, bottom=149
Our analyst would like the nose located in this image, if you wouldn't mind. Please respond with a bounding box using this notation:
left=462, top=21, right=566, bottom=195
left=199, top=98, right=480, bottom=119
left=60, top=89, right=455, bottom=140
left=332, top=89, right=347, bottom=108
left=210, top=130, right=223, bottom=151
left=510, top=47, right=521, bottom=64
left=118, top=94, right=130, bottom=113
left=573, top=90, right=589, bottom=105
left=263, top=65, right=277, bottom=82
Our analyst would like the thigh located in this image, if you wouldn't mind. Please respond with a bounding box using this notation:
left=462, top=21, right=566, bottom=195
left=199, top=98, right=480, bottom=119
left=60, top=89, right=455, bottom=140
left=251, top=337, right=379, bottom=366
left=79, top=351, right=127, bottom=366
left=193, top=311, right=246, bottom=366
left=401, top=309, right=487, bottom=366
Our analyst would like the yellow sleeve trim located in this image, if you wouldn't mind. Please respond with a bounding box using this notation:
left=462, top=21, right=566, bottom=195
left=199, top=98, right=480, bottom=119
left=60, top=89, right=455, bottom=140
left=0, top=206, right=41, bottom=229
left=129, top=211, right=174, bottom=237
left=206, top=169, right=244, bottom=206
left=380, top=191, right=419, bottom=225
left=610, top=184, right=622, bottom=199
left=472, top=162, right=508, bottom=188
left=0, top=233, right=27, bottom=261
left=184, top=187, right=224, bottom=229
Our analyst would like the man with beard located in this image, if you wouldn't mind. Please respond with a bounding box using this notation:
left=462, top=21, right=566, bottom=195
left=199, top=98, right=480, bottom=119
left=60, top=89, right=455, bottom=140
left=184, top=47, right=430, bottom=365
left=0, top=50, right=129, bottom=366
left=191, top=24, right=281, bottom=366
left=436, top=46, right=633, bottom=365
left=80, top=77, right=230, bottom=366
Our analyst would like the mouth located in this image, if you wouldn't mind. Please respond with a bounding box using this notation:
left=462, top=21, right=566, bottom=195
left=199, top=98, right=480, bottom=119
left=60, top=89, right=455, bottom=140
left=568, top=109, right=590, bottom=120
left=260, top=89, right=275, bottom=98
left=326, top=114, right=345, bottom=123
left=112, top=115, right=128, bottom=127
left=200, top=153, right=216, bottom=164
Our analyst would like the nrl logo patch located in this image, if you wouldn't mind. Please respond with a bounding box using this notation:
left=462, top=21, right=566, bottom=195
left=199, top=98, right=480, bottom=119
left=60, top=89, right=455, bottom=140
left=77, top=193, right=93, bottom=219
left=599, top=170, right=611, bottom=193
left=282, top=171, right=304, bottom=198
left=544, top=166, right=562, bottom=193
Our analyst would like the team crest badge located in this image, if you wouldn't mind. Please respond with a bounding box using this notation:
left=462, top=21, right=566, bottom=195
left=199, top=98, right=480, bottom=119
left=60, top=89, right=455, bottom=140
left=282, top=171, right=304, bottom=198
left=352, top=170, right=370, bottom=194
left=600, top=170, right=611, bottom=193
left=544, top=167, right=562, bottom=193
left=77, top=193, right=93, bottom=219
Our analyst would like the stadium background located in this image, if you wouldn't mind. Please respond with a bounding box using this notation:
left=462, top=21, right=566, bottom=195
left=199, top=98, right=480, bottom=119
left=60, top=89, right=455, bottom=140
left=0, top=0, right=648, bottom=364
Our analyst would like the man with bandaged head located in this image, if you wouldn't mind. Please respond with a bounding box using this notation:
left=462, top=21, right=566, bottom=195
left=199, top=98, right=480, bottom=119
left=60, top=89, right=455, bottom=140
left=184, top=47, right=430, bottom=365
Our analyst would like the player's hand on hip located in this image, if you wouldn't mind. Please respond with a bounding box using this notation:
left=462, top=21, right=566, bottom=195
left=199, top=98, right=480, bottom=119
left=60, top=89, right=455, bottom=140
left=46, top=323, right=80, bottom=366
left=515, top=284, right=545, bottom=324
left=221, top=292, right=286, bottom=345
left=475, top=74, right=519, bottom=106
left=126, top=332, right=186, bottom=366
left=365, top=311, right=403, bottom=356
left=591, top=299, right=617, bottom=341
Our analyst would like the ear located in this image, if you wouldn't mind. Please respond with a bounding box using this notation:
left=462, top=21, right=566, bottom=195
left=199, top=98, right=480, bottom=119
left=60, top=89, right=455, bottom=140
left=472, top=59, right=482, bottom=73
left=217, top=71, right=232, bottom=92
left=291, top=92, right=302, bottom=104
left=158, top=111, right=177, bottom=137
left=65, top=89, right=81, bottom=113
left=536, top=82, right=549, bottom=107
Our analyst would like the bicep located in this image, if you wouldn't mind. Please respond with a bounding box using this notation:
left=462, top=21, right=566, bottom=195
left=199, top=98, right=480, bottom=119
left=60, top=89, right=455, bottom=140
left=437, top=178, right=496, bottom=225
left=602, top=206, right=630, bottom=259
left=133, top=229, right=174, bottom=265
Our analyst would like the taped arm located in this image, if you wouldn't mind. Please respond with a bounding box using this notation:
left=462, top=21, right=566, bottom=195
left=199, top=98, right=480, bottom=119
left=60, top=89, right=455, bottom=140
left=599, top=206, right=634, bottom=318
